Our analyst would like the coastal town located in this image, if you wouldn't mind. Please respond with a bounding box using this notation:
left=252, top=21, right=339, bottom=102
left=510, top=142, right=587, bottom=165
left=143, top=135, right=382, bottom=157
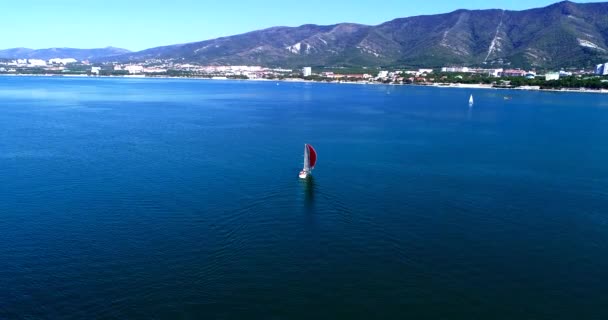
left=2, top=57, right=608, bottom=91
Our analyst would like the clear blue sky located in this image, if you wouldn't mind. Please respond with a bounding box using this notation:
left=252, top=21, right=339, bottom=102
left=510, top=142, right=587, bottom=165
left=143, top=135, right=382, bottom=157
left=1, top=0, right=599, bottom=51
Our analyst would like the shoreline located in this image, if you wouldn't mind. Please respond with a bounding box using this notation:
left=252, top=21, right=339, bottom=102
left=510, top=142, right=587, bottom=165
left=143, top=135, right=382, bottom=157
left=2, top=73, right=608, bottom=94
left=426, top=83, right=608, bottom=94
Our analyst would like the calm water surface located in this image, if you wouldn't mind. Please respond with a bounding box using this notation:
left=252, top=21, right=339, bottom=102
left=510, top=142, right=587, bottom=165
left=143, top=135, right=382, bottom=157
left=0, top=77, right=607, bottom=319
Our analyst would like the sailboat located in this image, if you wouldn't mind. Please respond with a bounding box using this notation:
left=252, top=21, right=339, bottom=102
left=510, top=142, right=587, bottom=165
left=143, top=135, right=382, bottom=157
left=299, top=144, right=317, bottom=179
left=469, top=94, right=474, bottom=106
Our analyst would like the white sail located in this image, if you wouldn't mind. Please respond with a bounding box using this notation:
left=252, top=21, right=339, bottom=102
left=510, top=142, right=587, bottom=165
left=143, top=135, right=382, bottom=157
left=469, top=94, right=474, bottom=105
left=303, top=144, right=310, bottom=172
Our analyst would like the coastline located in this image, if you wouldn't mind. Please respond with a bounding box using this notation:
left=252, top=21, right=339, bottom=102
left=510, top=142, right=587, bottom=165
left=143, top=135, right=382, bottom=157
left=3, top=73, right=608, bottom=94
left=427, top=82, right=608, bottom=94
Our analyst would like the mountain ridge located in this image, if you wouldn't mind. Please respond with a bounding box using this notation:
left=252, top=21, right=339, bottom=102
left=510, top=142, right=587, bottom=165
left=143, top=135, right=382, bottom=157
left=104, top=1, right=608, bottom=68
left=4, top=1, right=608, bottom=68
left=0, top=47, right=131, bottom=61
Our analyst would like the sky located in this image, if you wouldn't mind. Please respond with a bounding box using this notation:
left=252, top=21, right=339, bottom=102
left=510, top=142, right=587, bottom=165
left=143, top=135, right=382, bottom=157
left=1, top=0, right=600, bottom=51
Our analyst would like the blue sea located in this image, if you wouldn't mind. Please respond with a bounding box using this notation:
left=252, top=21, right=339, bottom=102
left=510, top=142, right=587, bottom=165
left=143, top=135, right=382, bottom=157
left=1, top=76, right=607, bottom=319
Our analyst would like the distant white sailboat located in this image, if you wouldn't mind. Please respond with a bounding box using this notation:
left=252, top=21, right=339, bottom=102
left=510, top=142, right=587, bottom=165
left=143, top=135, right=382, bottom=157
left=299, top=144, right=317, bottom=179
left=469, top=94, right=474, bottom=106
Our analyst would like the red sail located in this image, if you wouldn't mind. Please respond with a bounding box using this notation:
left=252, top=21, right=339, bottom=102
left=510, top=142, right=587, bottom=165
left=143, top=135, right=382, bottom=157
left=307, top=144, right=317, bottom=169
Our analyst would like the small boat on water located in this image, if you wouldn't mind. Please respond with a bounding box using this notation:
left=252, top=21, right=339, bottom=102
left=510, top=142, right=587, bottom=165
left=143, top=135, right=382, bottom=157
left=299, top=144, right=317, bottom=179
left=469, top=94, right=474, bottom=106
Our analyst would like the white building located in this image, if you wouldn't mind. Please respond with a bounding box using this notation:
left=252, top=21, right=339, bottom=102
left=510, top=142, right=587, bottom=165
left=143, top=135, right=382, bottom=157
left=91, top=67, right=101, bottom=75
left=486, top=68, right=504, bottom=77
left=143, top=67, right=167, bottom=73
left=124, top=65, right=144, bottom=74
left=242, top=71, right=259, bottom=79
left=377, top=70, right=389, bottom=78
left=230, top=66, right=263, bottom=72
left=49, top=58, right=77, bottom=65
left=545, top=73, right=560, bottom=81
left=418, top=68, right=433, bottom=74
left=28, top=59, right=47, bottom=67
left=441, top=66, right=470, bottom=73
left=302, top=67, right=312, bottom=77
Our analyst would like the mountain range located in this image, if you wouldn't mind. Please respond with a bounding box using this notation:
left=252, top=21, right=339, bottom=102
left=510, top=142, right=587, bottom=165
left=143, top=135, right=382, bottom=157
left=3, top=1, right=608, bottom=68
left=0, top=47, right=131, bottom=61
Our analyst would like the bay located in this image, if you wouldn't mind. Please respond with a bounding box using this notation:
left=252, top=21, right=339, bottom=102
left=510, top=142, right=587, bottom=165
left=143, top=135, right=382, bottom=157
left=0, top=76, right=607, bottom=319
